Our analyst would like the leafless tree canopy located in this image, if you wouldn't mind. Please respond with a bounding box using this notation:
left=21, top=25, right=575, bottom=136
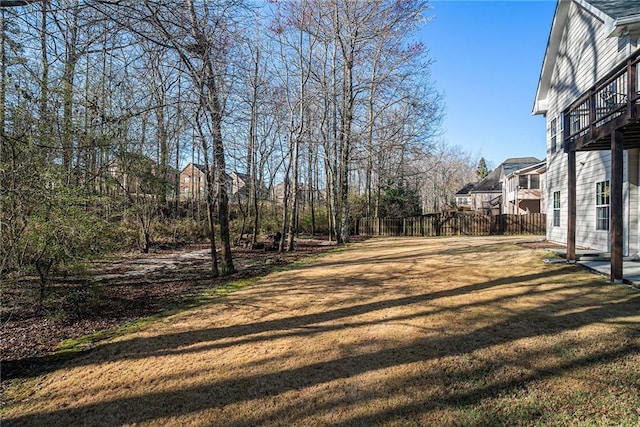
left=1, top=0, right=475, bottom=282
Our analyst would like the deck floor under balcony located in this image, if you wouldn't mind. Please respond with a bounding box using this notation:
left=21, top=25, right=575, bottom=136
left=572, top=108, right=640, bottom=151
left=564, top=50, right=640, bottom=153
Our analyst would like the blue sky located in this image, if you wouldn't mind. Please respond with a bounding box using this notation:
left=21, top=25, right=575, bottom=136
left=420, top=0, right=557, bottom=168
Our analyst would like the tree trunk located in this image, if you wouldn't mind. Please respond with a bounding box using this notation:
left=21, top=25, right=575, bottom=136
left=338, top=47, right=354, bottom=244
left=249, top=47, right=260, bottom=246
left=208, top=90, right=234, bottom=275
left=0, top=9, right=6, bottom=138
left=309, top=140, right=316, bottom=236
left=195, top=112, right=219, bottom=278
left=279, top=174, right=290, bottom=253
left=62, top=3, right=79, bottom=183
left=185, top=0, right=235, bottom=275
left=287, top=135, right=299, bottom=251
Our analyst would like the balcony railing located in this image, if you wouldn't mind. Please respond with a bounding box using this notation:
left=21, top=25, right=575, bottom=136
left=564, top=49, right=640, bottom=151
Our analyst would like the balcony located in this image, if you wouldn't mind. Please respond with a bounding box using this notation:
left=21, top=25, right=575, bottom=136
left=564, top=49, right=640, bottom=152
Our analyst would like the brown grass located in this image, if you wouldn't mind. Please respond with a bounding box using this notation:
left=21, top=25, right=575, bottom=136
left=2, top=236, right=639, bottom=426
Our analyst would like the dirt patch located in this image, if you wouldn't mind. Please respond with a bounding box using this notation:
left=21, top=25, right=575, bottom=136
left=2, top=236, right=639, bottom=426
left=0, top=237, right=349, bottom=380
left=516, top=239, right=565, bottom=250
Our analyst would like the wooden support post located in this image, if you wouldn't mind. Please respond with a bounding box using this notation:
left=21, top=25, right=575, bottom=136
left=589, top=88, right=596, bottom=138
left=567, top=149, right=577, bottom=262
left=628, top=58, right=637, bottom=119
left=611, top=130, right=624, bottom=282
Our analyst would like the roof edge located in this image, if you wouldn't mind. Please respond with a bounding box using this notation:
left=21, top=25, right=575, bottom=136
left=506, top=160, right=547, bottom=178
left=533, top=0, right=569, bottom=116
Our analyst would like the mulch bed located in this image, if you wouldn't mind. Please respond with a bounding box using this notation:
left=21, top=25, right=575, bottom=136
left=1, top=237, right=358, bottom=386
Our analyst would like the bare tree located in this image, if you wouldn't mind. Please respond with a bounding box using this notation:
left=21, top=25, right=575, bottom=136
left=105, top=0, right=244, bottom=275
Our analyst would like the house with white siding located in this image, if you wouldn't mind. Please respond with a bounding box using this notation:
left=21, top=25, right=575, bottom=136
left=533, top=0, right=640, bottom=281
left=454, top=182, right=476, bottom=211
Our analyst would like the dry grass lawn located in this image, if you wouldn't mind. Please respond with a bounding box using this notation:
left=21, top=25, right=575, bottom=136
left=2, top=236, right=639, bottom=426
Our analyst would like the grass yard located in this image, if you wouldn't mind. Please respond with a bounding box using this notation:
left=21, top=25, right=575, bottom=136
left=2, top=236, right=639, bottom=426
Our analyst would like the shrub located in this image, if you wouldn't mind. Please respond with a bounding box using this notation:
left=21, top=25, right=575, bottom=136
left=297, top=205, right=331, bottom=235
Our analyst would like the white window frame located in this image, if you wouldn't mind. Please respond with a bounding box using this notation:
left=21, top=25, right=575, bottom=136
left=553, top=191, right=560, bottom=227
left=559, top=113, right=564, bottom=150
left=595, top=180, right=610, bottom=231
left=518, top=174, right=540, bottom=190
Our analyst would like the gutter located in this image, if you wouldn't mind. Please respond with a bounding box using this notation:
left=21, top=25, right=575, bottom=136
left=606, top=14, right=640, bottom=38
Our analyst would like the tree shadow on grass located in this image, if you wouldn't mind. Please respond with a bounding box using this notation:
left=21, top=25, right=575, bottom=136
left=3, top=288, right=638, bottom=426
left=3, top=258, right=639, bottom=426
left=2, top=267, right=580, bottom=381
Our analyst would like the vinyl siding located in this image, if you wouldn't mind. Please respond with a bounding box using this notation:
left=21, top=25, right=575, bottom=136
left=549, top=3, right=633, bottom=115
left=545, top=0, right=639, bottom=255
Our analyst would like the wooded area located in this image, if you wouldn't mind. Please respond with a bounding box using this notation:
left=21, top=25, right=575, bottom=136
left=356, top=213, right=547, bottom=237
left=0, top=0, right=478, bottom=297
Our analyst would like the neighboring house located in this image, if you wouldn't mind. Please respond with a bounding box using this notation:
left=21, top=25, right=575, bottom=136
left=533, top=0, right=640, bottom=280
left=228, top=172, right=248, bottom=201
left=107, top=152, right=175, bottom=197
left=270, top=182, right=324, bottom=206
left=469, top=168, right=502, bottom=215
left=179, top=163, right=248, bottom=201
left=179, top=163, right=207, bottom=200
left=454, top=183, right=476, bottom=210
left=502, top=160, right=547, bottom=215
left=470, top=157, right=542, bottom=215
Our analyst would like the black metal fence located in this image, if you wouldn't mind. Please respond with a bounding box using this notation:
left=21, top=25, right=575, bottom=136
left=355, top=213, right=546, bottom=237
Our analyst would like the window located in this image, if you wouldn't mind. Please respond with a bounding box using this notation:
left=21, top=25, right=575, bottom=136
left=550, top=117, right=557, bottom=153
left=553, top=191, right=560, bottom=227
left=559, top=113, right=564, bottom=148
left=596, top=180, right=610, bottom=231
left=518, top=174, right=539, bottom=190
left=457, top=196, right=470, bottom=205
left=519, top=175, right=529, bottom=189
left=184, top=176, right=190, bottom=183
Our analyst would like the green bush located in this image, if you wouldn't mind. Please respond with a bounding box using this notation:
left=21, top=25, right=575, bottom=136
left=297, top=205, right=330, bottom=235
left=60, top=283, right=104, bottom=320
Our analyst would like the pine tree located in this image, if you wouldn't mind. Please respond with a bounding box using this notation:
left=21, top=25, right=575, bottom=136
left=476, top=157, right=490, bottom=179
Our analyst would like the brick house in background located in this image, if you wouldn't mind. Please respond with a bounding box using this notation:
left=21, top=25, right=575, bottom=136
left=179, top=163, right=207, bottom=200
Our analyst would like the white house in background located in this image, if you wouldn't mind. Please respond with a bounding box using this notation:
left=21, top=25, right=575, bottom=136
left=502, top=160, right=547, bottom=215
left=469, top=157, right=542, bottom=215
left=533, top=0, right=640, bottom=280
left=454, top=182, right=476, bottom=210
